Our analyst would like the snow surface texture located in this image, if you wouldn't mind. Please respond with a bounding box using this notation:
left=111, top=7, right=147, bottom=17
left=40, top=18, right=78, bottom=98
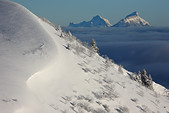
left=0, top=1, right=168, bottom=113
left=113, top=11, right=151, bottom=27
left=69, top=15, right=112, bottom=27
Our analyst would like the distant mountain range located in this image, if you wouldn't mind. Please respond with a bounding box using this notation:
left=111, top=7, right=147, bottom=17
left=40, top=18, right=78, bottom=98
left=69, top=15, right=112, bottom=27
left=69, top=12, right=151, bottom=27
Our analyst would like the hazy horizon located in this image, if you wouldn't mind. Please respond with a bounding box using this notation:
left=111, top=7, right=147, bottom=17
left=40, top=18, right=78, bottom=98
left=11, top=0, right=169, bottom=27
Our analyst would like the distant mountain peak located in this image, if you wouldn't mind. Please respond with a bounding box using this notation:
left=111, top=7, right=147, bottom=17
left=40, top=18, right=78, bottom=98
left=91, top=15, right=104, bottom=22
left=126, top=11, right=139, bottom=18
left=113, top=11, right=151, bottom=27
left=69, top=15, right=112, bottom=27
left=93, top=15, right=102, bottom=18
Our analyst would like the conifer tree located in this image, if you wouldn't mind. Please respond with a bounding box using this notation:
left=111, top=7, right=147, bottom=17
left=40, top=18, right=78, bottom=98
left=118, top=65, right=123, bottom=74
left=141, top=69, right=148, bottom=86
left=90, top=38, right=99, bottom=53
left=141, top=69, right=153, bottom=89
left=67, top=31, right=72, bottom=36
left=136, top=71, right=142, bottom=84
left=147, top=74, right=153, bottom=89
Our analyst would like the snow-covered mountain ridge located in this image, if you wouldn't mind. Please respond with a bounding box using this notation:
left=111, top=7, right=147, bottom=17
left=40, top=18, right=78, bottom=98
left=113, top=11, right=151, bottom=27
left=0, top=0, right=168, bottom=113
left=69, top=15, right=112, bottom=27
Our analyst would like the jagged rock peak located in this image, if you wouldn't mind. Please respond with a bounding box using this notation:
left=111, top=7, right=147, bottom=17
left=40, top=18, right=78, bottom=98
left=112, top=11, right=151, bottom=27
left=92, top=15, right=102, bottom=19
left=126, top=11, right=139, bottom=18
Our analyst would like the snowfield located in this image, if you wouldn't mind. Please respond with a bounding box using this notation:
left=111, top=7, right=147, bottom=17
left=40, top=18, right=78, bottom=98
left=0, top=0, right=169, bottom=113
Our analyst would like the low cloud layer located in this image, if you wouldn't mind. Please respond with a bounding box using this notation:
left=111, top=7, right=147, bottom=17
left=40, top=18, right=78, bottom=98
left=64, top=27, right=169, bottom=88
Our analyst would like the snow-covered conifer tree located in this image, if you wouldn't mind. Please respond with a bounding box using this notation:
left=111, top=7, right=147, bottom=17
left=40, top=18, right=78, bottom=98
left=67, top=31, right=72, bottom=36
left=141, top=69, right=153, bottom=89
left=147, top=74, right=153, bottom=89
left=90, top=38, right=99, bottom=54
left=105, top=56, right=113, bottom=70
left=118, top=65, right=123, bottom=74
left=136, top=71, right=142, bottom=84
left=141, top=69, right=148, bottom=86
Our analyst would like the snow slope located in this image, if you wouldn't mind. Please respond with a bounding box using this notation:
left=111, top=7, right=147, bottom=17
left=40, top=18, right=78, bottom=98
left=113, top=12, right=151, bottom=27
left=0, top=1, right=168, bottom=113
left=69, top=15, right=112, bottom=27
left=0, top=0, right=58, bottom=113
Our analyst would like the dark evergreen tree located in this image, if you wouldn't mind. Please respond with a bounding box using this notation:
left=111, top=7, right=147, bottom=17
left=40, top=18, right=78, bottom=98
left=141, top=69, right=148, bottom=86
left=147, top=74, right=153, bottom=89
left=141, top=69, right=153, bottom=89
left=90, top=38, right=99, bottom=53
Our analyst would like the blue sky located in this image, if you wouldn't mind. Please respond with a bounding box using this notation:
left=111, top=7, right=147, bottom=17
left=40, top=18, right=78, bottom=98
left=11, top=0, right=169, bottom=27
